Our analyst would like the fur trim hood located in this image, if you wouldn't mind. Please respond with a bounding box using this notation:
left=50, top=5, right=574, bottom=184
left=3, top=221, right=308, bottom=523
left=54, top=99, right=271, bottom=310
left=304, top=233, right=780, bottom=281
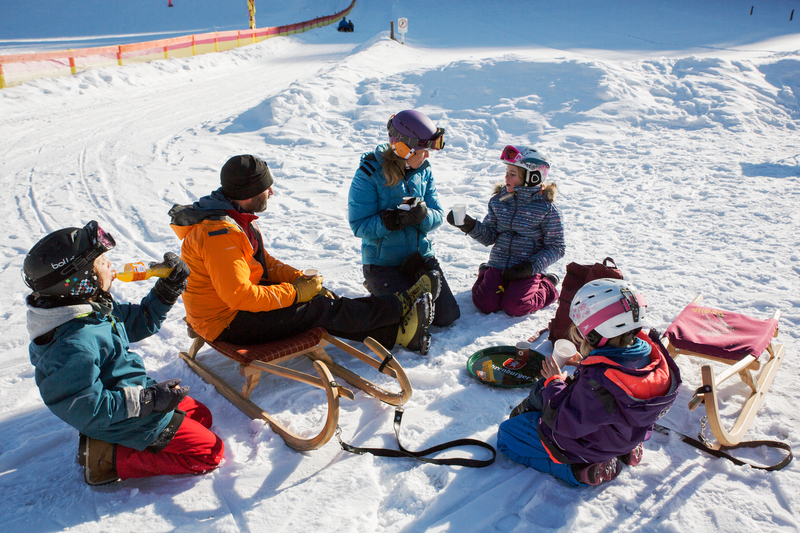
left=492, top=181, right=558, bottom=202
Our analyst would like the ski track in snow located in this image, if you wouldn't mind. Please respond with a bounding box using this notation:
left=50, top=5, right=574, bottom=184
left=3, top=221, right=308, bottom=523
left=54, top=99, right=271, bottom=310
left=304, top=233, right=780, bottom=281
left=1, top=0, right=799, bottom=532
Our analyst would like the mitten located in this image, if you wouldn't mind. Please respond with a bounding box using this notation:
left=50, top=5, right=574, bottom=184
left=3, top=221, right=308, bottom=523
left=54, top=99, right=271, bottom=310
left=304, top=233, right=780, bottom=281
left=446, top=211, right=476, bottom=233
left=152, top=252, right=191, bottom=305
left=381, top=210, right=403, bottom=231
left=139, top=379, right=188, bottom=417
left=293, top=276, right=323, bottom=303
left=397, top=201, right=428, bottom=226
left=501, top=262, right=533, bottom=281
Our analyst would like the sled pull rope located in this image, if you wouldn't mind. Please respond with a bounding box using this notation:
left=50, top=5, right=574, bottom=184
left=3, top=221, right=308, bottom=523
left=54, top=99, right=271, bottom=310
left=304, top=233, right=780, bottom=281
left=337, top=404, right=496, bottom=468
left=654, top=422, right=792, bottom=471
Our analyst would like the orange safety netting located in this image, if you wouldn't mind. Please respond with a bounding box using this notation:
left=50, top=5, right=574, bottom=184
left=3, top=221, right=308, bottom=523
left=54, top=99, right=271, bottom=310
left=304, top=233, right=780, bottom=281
left=0, top=0, right=355, bottom=89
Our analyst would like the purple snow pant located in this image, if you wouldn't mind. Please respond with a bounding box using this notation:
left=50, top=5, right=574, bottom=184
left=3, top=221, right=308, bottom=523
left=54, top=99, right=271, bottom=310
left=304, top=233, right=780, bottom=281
left=472, top=267, right=558, bottom=317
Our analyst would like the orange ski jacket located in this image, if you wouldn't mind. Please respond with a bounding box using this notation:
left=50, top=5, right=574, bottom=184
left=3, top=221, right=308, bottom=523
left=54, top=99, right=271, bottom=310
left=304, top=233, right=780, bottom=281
left=169, top=196, right=301, bottom=341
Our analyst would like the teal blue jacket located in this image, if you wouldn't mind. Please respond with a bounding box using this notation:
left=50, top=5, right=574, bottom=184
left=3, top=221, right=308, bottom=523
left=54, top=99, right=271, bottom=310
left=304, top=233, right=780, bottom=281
left=27, top=291, right=174, bottom=451
left=348, top=144, right=444, bottom=266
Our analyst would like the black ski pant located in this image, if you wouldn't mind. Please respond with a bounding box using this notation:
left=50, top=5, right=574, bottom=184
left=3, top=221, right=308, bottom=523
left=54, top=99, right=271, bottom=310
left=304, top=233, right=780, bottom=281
left=363, top=255, right=460, bottom=327
left=216, top=294, right=403, bottom=348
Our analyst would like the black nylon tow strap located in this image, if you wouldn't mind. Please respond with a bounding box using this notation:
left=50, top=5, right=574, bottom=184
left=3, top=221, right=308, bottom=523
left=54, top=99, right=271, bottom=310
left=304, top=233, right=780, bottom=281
left=338, top=407, right=496, bottom=468
left=654, top=424, right=792, bottom=471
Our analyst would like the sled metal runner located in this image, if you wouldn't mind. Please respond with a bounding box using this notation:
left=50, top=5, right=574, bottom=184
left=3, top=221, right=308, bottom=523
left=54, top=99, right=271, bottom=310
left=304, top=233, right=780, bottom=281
left=179, top=325, right=412, bottom=451
left=662, top=295, right=786, bottom=447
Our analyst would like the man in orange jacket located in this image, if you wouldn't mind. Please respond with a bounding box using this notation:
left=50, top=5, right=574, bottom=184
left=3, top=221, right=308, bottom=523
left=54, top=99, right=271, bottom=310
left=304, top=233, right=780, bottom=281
left=169, top=154, right=440, bottom=354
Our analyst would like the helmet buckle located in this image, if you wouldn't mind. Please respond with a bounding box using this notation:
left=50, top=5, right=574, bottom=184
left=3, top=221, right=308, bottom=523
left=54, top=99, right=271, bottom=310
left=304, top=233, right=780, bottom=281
left=619, top=288, right=640, bottom=321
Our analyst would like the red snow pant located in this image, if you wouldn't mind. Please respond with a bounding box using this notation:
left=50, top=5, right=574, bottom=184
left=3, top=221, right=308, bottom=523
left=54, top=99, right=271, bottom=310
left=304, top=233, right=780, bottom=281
left=472, top=267, right=558, bottom=317
left=115, top=396, right=224, bottom=479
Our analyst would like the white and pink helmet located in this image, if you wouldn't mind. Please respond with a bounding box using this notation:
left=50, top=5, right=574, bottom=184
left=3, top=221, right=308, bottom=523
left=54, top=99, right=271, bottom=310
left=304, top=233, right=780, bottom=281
left=569, top=278, right=647, bottom=347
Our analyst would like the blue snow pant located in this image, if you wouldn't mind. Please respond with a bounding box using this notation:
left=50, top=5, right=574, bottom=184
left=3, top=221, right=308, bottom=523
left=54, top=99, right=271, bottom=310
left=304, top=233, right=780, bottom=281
left=497, top=411, right=582, bottom=486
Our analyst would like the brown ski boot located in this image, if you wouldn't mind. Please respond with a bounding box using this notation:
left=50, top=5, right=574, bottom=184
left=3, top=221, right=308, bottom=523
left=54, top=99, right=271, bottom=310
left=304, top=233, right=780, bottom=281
left=78, top=434, right=120, bottom=486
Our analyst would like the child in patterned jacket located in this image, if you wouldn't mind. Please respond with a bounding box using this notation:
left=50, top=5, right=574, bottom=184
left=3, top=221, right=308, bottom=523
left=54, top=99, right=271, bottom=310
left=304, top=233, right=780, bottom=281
left=447, top=145, right=565, bottom=316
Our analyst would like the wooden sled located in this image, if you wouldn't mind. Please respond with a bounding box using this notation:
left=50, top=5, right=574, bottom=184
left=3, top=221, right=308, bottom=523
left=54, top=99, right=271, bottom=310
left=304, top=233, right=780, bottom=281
left=662, top=295, right=785, bottom=447
left=179, top=325, right=412, bottom=451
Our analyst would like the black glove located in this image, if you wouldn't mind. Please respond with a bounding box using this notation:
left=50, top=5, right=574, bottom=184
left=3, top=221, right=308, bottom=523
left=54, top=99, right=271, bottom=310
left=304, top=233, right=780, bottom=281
left=139, top=379, right=189, bottom=417
left=446, top=210, right=476, bottom=233
left=501, top=262, right=534, bottom=281
left=381, top=210, right=403, bottom=231
left=153, top=252, right=191, bottom=305
left=397, top=201, right=428, bottom=226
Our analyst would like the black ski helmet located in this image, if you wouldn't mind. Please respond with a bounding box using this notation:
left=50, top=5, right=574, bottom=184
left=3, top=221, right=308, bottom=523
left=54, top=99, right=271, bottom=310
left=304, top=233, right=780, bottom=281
left=23, top=221, right=116, bottom=299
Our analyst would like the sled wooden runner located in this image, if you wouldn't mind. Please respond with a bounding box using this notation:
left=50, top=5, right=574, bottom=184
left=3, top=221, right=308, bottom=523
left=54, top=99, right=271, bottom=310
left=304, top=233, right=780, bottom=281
left=179, top=324, right=412, bottom=451
left=662, top=295, right=786, bottom=447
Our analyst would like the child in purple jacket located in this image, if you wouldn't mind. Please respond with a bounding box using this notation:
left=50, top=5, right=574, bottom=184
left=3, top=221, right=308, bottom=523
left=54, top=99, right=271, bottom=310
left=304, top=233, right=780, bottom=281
left=497, top=279, right=681, bottom=486
left=446, top=145, right=564, bottom=317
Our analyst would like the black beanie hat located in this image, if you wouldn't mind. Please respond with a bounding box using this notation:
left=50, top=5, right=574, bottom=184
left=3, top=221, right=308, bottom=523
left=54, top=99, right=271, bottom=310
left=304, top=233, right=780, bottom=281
left=220, top=155, right=274, bottom=200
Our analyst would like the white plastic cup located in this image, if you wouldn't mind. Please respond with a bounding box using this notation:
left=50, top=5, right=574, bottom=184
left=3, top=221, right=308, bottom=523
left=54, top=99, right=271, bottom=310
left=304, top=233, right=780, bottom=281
left=552, top=339, right=578, bottom=369
left=303, top=268, right=319, bottom=279
left=452, top=204, right=466, bottom=225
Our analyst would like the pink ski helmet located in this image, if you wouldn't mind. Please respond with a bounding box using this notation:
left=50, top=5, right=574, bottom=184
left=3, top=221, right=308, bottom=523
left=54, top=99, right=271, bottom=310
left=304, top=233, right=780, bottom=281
left=569, top=278, right=647, bottom=347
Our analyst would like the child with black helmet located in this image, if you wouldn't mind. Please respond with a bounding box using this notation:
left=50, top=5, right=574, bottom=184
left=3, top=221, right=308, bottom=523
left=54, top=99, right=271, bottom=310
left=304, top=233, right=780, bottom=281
left=447, top=145, right=565, bottom=317
left=497, top=279, right=681, bottom=486
left=24, top=222, right=224, bottom=485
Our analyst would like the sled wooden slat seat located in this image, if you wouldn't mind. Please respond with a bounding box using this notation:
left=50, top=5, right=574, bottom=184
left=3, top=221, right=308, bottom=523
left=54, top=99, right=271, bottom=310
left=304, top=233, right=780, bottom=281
left=180, top=323, right=412, bottom=451
left=662, top=295, right=786, bottom=447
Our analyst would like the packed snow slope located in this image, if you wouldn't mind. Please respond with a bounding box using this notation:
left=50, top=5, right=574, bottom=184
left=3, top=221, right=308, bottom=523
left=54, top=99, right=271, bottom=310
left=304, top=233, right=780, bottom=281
left=1, top=1, right=799, bottom=532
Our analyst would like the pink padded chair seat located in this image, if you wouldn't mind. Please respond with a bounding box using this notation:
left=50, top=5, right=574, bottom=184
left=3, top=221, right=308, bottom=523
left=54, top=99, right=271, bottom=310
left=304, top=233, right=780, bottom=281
left=665, top=304, right=778, bottom=361
left=206, top=327, right=326, bottom=365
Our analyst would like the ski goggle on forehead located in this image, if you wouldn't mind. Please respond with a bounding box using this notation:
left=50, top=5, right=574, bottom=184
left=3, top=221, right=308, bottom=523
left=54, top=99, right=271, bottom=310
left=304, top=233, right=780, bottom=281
left=63, top=220, right=116, bottom=275
left=88, top=220, right=116, bottom=254
left=500, top=145, right=550, bottom=169
left=387, top=116, right=445, bottom=160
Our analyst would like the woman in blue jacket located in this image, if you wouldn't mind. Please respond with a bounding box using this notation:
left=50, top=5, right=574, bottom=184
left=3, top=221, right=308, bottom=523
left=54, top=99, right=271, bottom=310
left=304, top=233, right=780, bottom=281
left=348, top=110, right=461, bottom=339
left=24, top=221, right=224, bottom=485
left=497, top=279, right=681, bottom=486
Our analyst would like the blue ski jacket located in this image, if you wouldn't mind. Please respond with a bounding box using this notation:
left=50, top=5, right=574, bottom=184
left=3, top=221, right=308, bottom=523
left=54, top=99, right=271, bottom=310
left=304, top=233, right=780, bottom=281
left=348, top=144, right=444, bottom=266
left=27, top=291, right=175, bottom=451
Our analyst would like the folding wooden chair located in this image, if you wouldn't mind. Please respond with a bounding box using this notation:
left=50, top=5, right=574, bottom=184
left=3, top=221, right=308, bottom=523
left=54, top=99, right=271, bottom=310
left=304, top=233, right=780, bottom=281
left=662, top=295, right=785, bottom=447
left=179, top=325, right=412, bottom=451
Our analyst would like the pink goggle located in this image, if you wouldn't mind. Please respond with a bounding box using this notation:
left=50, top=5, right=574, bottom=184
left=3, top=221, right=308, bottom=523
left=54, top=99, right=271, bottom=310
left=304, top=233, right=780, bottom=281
left=500, top=145, right=524, bottom=163
left=500, top=145, right=550, bottom=171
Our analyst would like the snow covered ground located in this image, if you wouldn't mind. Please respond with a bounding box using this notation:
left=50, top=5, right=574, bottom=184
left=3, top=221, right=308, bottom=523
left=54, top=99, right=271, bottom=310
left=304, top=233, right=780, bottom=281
left=1, top=1, right=799, bottom=531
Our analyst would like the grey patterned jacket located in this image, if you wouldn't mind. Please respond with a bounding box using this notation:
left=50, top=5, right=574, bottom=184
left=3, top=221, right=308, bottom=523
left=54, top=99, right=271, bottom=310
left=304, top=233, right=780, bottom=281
left=468, top=184, right=565, bottom=273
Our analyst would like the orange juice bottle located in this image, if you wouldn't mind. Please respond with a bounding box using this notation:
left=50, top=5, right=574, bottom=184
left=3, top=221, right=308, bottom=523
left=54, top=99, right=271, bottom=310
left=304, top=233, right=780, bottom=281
left=114, top=261, right=173, bottom=282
